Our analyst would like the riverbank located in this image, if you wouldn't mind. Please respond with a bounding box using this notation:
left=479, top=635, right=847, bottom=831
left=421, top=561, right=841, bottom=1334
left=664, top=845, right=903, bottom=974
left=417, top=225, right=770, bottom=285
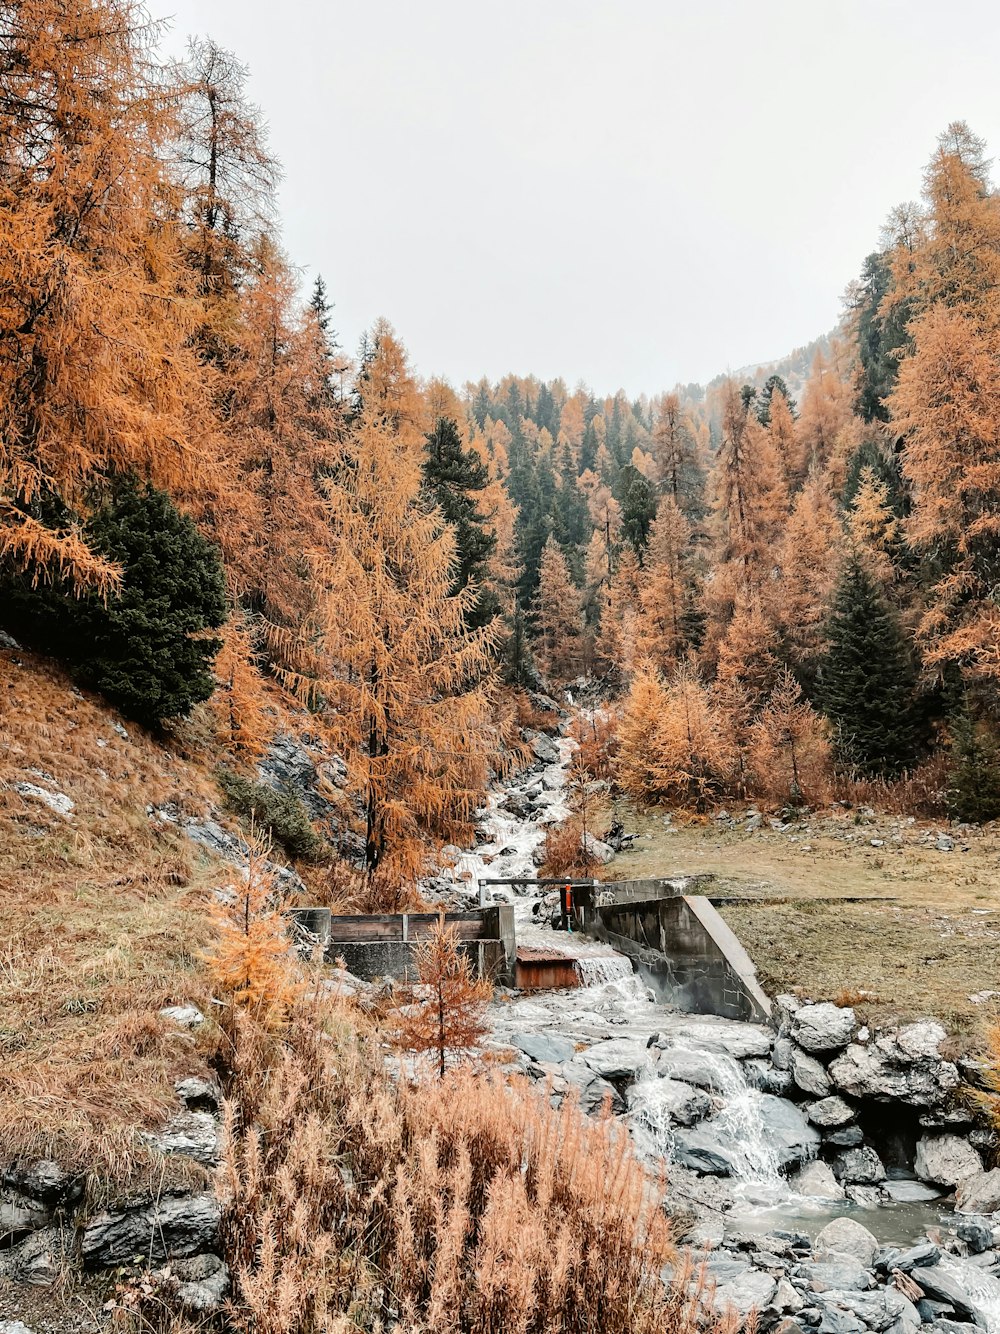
left=606, top=799, right=1000, bottom=1050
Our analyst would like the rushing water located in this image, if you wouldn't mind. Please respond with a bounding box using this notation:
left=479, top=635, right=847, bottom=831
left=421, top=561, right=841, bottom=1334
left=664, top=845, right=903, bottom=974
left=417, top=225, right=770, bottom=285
left=464, top=729, right=962, bottom=1252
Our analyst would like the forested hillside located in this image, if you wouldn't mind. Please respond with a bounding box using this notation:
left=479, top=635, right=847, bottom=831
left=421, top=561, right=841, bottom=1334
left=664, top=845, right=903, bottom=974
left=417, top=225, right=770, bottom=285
left=4, top=0, right=1000, bottom=921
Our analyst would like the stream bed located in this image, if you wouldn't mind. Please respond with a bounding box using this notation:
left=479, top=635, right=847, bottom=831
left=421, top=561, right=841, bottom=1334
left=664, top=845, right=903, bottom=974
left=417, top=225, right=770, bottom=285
left=436, top=727, right=1000, bottom=1322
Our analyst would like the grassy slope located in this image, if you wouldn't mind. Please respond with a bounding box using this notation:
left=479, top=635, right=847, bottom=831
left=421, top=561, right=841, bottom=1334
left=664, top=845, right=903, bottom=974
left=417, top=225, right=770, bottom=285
left=0, top=643, right=232, bottom=1186
left=607, top=800, right=1000, bottom=1049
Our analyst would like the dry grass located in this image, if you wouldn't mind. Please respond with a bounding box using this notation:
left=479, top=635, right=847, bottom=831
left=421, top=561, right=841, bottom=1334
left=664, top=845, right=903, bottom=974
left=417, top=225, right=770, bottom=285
left=609, top=795, right=1000, bottom=1050
left=211, top=994, right=735, bottom=1334
left=0, top=646, right=231, bottom=1187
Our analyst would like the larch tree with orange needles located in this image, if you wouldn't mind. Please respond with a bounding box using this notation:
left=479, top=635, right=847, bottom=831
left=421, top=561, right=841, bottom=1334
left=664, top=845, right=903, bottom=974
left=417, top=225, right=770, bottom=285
left=750, top=667, right=831, bottom=807
left=0, top=0, right=202, bottom=593
left=391, top=923, right=492, bottom=1079
left=596, top=545, right=642, bottom=679
left=314, top=325, right=506, bottom=903
left=533, top=536, right=584, bottom=682
left=774, top=471, right=843, bottom=686
left=703, top=380, right=788, bottom=658
left=205, top=834, right=303, bottom=1030
left=636, top=497, right=695, bottom=671
left=652, top=392, right=703, bottom=519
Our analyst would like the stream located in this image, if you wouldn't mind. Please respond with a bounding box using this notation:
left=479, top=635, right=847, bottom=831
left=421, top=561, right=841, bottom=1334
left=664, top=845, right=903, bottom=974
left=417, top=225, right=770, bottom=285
left=446, top=729, right=977, bottom=1260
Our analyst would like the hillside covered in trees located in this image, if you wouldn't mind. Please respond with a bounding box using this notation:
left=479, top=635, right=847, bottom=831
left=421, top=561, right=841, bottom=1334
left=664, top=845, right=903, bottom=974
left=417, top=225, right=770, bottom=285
left=5, top=0, right=1000, bottom=872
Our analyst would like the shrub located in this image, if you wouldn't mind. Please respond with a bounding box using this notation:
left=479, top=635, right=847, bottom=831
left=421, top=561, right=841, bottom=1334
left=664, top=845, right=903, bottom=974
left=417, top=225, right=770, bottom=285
left=217, top=768, right=322, bottom=860
left=1, top=479, right=227, bottom=725
left=215, top=995, right=730, bottom=1334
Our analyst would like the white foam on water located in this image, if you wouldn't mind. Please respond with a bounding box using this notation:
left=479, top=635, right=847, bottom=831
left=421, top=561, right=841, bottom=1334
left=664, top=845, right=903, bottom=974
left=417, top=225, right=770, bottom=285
left=576, top=955, right=635, bottom=988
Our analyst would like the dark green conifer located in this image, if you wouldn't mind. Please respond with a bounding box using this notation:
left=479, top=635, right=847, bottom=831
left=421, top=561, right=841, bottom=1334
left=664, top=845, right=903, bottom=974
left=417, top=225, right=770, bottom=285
left=946, top=709, right=1000, bottom=822
left=422, top=417, right=498, bottom=628
left=2, top=480, right=227, bottom=726
left=617, top=464, right=657, bottom=558
left=819, top=556, right=918, bottom=776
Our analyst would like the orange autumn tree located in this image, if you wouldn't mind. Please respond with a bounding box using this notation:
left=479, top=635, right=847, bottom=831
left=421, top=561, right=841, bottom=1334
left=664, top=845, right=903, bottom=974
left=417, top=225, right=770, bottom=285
left=652, top=392, right=702, bottom=518
left=314, top=325, right=506, bottom=903
left=703, top=380, right=788, bottom=660
left=636, top=497, right=695, bottom=670
left=205, top=833, right=303, bottom=1030
left=885, top=126, right=1000, bottom=687
left=774, top=470, right=842, bottom=683
left=0, top=0, right=201, bottom=592
left=596, top=545, right=642, bottom=679
left=750, top=668, right=831, bottom=807
left=533, top=536, right=584, bottom=681
left=391, top=923, right=492, bottom=1079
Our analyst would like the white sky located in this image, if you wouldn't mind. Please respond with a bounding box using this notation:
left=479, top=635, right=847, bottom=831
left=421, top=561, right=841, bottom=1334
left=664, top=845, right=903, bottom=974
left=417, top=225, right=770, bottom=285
left=158, top=0, right=1000, bottom=397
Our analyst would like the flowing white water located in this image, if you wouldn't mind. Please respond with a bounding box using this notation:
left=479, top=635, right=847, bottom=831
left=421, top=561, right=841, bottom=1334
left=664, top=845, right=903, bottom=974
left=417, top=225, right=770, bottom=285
left=460, top=724, right=956, bottom=1251
left=575, top=955, right=636, bottom=988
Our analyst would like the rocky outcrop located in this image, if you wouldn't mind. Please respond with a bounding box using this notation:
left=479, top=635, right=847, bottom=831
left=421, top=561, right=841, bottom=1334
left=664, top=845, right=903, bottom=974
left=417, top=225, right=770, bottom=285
left=81, top=1193, right=220, bottom=1267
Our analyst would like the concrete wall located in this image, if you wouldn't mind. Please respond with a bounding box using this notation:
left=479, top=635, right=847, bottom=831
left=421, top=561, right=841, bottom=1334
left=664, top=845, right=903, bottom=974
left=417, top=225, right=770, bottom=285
left=576, top=891, right=770, bottom=1022
left=289, top=905, right=515, bottom=986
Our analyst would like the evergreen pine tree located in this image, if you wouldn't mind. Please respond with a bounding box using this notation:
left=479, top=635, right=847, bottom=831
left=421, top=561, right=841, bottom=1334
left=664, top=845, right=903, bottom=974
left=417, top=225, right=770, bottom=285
left=423, top=417, right=499, bottom=628
left=617, top=464, right=657, bottom=557
left=947, top=708, right=1000, bottom=822
left=819, top=557, right=918, bottom=776
left=2, top=480, right=227, bottom=726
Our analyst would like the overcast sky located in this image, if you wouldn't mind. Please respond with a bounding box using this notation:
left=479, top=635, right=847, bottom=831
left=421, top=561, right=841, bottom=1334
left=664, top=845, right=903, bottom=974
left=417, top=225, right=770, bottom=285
left=159, top=1, right=1000, bottom=398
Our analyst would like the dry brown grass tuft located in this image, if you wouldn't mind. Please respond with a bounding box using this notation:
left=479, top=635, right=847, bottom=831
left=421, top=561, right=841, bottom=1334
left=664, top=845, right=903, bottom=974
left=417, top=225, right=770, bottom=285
left=215, top=994, right=736, bottom=1334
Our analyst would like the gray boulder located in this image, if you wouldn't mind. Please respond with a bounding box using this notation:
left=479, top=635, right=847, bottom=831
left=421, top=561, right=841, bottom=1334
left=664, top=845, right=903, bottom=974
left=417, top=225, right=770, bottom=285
left=791, top=1003, right=856, bottom=1053
left=845, top=1184, right=888, bottom=1209
left=2, top=1160, right=78, bottom=1206
left=175, top=1077, right=222, bottom=1112
left=795, top=1256, right=874, bottom=1291
left=884, top=1179, right=942, bottom=1203
left=792, top=1159, right=844, bottom=1200
left=627, top=1077, right=711, bottom=1128
left=81, top=1193, right=220, bottom=1267
left=171, top=1253, right=231, bottom=1312
left=510, top=1032, right=577, bottom=1065
left=758, top=1094, right=821, bottom=1169
left=816, top=1310, right=865, bottom=1334
left=145, top=1111, right=221, bottom=1166
left=744, top=1059, right=795, bottom=1097
left=956, top=1167, right=1000, bottom=1214
left=772, top=1035, right=795, bottom=1071
left=828, top=1040, right=959, bottom=1108
left=528, top=732, right=560, bottom=765
left=889, top=1241, right=941, bottom=1272
left=793, top=1048, right=832, bottom=1097
left=10, top=1227, right=68, bottom=1286
left=914, top=1133, right=983, bottom=1187
left=815, top=1216, right=879, bottom=1267
left=832, top=1146, right=886, bottom=1185
left=816, top=1289, right=920, bottom=1332
left=0, top=1323, right=36, bottom=1334
left=655, top=1046, right=741, bottom=1091
left=956, top=1217, right=995, bottom=1255
left=580, top=832, right=615, bottom=865
left=580, top=1037, right=653, bottom=1081
left=0, top=1189, right=50, bottom=1236
left=824, top=1125, right=863, bottom=1148
left=712, top=1270, right=777, bottom=1316
left=561, top=1062, right=625, bottom=1116
left=807, top=1096, right=855, bottom=1129
left=671, top=1124, right=740, bottom=1176
left=914, top=1254, right=1000, bottom=1326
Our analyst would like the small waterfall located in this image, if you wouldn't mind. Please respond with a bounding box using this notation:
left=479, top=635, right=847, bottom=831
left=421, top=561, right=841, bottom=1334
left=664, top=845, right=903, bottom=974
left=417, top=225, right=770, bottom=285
left=637, top=1046, right=784, bottom=1191
left=575, top=955, right=635, bottom=988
